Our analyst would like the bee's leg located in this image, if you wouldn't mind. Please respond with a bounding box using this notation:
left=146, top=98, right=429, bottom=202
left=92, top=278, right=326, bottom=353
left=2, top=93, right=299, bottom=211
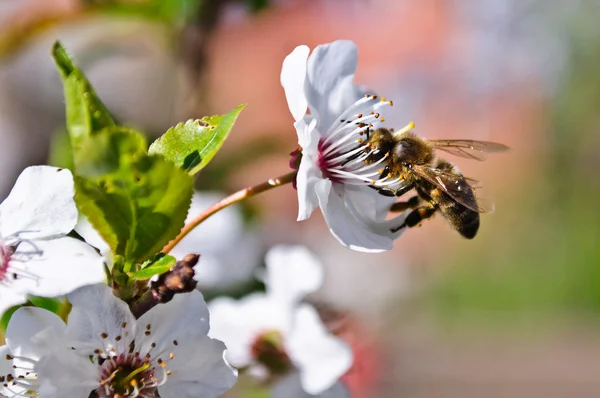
left=369, top=183, right=413, bottom=198
left=390, top=205, right=437, bottom=233
left=389, top=196, right=421, bottom=212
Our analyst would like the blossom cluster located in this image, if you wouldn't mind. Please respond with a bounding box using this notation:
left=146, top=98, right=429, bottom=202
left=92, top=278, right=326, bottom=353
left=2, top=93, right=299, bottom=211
left=0, top=39, right=414, bottom=397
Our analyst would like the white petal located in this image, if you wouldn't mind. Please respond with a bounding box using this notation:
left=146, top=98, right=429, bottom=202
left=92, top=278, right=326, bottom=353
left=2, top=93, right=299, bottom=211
left=0, top=166, right=77, bottom=239
left=74, top=214, right=111, bottom=258
left=264, top=245, right=323, bottom=304
left=12, top=237, right=106, bottom=298
left=65, top=284, right=136, bottom=348
left=170, top=192, right=260, bottom=290
left=158, top=336, right=237, bottom=398
left=0, top=287, right=27, bottom=316
left=5, top=307, right=66, bottom=361
left=305, top=40, right=362, bottom=129
left=272, top=373, right=350, bottom=398
left=287, top=305, right=353, bottom=395
left=296, top=118, right=322, bottom=221
left=281, top=45, right=310, bottom=122
left=36, top=346, right=99, bottom=398
left=316, top=183, right=398, bottom=253
left=208, top=293, right=290, bottom=368
left=136, top=290, right=210, bottom=356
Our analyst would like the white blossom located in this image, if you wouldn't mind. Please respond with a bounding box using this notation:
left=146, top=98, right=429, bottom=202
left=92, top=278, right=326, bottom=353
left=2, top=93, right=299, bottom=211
left=3, top=284, right=237, bottom=398
left=281, top=40, right=409, bottom=252
left=209, top=245, right=352, bottom=397
left=0, top=166, right=105, bottom=315
left=170, top=192, right=261, bottom=290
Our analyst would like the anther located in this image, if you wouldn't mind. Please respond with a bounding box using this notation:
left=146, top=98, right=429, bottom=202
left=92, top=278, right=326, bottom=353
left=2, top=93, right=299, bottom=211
left=357, top=113, right=363, bottom=118
left=101, top=333, right=108, bottom=339
left=357, top=138, right=363, bottom=143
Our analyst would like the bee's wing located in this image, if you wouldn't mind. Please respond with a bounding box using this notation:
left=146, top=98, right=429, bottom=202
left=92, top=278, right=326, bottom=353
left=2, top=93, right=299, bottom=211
left=410, top=165, right=494, bottom=213
left=428, top=140, right=510, bottom=161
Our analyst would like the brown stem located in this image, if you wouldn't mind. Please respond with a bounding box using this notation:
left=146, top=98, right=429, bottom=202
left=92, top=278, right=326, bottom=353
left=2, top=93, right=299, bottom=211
left=162, top=171, right=297, bottom=254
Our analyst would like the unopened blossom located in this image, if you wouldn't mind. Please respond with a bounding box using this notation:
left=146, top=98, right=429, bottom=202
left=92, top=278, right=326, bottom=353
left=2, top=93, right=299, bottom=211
left=281, top=40, right=409, bottom=252
left=0, top=166, right=105, bottom=315
left=209, top=245, right=352, bottom=398
left=4, top=284, right=237, bottom=398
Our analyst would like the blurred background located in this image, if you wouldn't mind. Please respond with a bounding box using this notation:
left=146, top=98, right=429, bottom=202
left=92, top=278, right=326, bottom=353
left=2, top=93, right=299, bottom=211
left=1, top=0, right=599, bottom=396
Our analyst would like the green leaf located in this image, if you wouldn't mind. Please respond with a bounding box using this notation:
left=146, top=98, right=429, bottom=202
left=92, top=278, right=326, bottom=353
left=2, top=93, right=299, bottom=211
left=149, top=104, right=245, bottom=175
left=75, top=129, right=193, bottom=264
left=51, top=41, right=115, bottom=154
left=129, top=254, right=176, bottom=280
left=0, top=305, right=20, bottom=333
left=27, top=296, right=63, bottom=314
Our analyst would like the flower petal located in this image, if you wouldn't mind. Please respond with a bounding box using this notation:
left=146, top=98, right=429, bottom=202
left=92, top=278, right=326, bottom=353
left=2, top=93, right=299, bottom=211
left=65, top=284, right=136, bottom=349
left=74, top=215, right=111, bottom=258
left=158, top=336, right=237, bottom=398
left=12, top=237, right=106, bottom=298
left=287, top=305, right=353, bottom=395
left=316, top=182, right=400, bottom=252
left=305, top=40, right=363, bottom=130
left=271, top=372, right=350, bottom=398
left=0, top=166, right=77, bottom=239
left=5, top=307, right=66, bottom=361
left=296, top=118, right=322, bottom=221
left=136, top=290, right=210, bottom=356
left=0, top=287, right=27, bottom=316
left=281, top=45, right=310, bottom=122
left=36, top=345, right=99, bottom=398
left=264, top=245, right=323, bottom=304
left=209, top=293, right=289, bottom=368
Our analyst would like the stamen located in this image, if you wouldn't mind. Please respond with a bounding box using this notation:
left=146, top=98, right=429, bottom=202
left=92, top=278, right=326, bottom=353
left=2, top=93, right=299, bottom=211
left=393, top=121, right=415, bottom=137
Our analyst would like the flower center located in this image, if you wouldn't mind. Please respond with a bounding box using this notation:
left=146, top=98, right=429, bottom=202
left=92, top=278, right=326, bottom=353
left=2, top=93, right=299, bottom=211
left=0, top=240, right=16, bottom=282
left=0, top=236, right=43, bottom=287
left=314, top=94, right=404, bottom=189
left=97, top=353, right=156, bottom=398
left=94, top=322, right=178, bottom=398
left=250, top=330, right=292, bottom=375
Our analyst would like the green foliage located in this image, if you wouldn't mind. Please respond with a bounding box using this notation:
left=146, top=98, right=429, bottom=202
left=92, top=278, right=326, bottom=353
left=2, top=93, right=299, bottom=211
left=75, top=128, right=193, bottom=264
left=51, top=42, right=115, bottom=154
left=149, top=105, right=245, bottom=175
left=129, top=254, right=177, bottom=280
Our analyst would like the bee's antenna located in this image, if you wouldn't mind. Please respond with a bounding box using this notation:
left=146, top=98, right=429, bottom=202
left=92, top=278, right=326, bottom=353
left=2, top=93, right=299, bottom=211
left=393, top=121, right=415, bottom=137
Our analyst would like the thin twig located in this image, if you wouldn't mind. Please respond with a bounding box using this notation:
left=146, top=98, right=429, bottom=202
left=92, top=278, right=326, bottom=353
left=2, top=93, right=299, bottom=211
left=162, top=171, right=297, bottom=254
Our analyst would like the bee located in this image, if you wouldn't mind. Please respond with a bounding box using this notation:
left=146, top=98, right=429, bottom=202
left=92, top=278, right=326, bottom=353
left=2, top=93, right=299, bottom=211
left=360, top=124, right=509, bottom=238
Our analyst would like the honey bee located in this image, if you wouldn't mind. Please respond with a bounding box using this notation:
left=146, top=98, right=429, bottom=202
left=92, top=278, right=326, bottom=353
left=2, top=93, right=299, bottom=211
left=360, top=124, right=509, bottom=238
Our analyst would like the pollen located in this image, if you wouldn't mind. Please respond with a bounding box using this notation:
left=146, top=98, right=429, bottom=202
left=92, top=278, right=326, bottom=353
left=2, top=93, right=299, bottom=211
left=388, top=100, right=394, bottom=106
left=380, top=117, right=386, bottom=122
left=378, top=169, right=383, bottom=174
left=357, top=138, right=363, bottom=143
left=381, top=97, right=386, bottom=101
